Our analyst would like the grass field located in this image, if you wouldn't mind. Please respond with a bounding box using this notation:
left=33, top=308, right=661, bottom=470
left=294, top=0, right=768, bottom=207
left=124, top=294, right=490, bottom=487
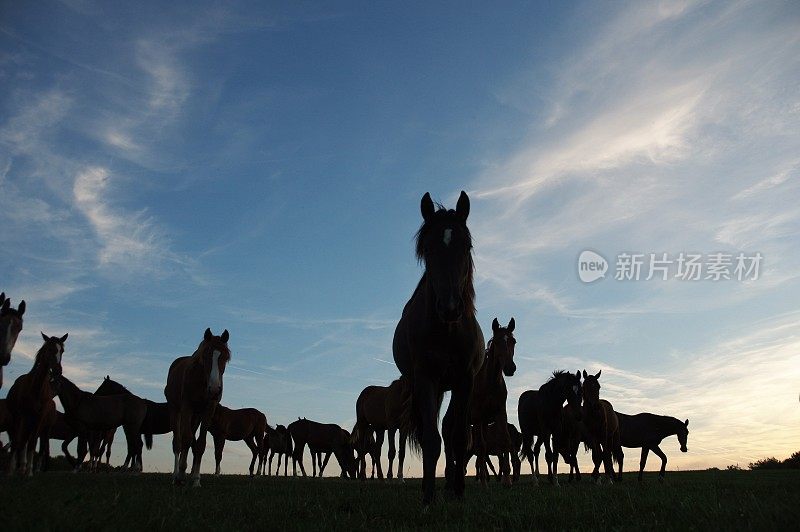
left=2, top=469, right=799, bottom=530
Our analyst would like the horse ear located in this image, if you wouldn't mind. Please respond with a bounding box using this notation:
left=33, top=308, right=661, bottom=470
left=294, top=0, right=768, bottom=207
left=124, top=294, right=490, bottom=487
left=204, top=328, right=213, bottom=341
left=456, top=191, right=470, bottom=221
left=41, top=331, right=48, bottom=342
left=508, top=318, right=515, bottom=332
left=492, top=318, right=499, bottom=332
left=1, top=298, right=9, bottom=312
left=684, top=419, right=689, bottom=427
left=221, top=329, right=230, bottom=343
left=420, top=192, right=435, bottom=221
left=17, top=300, right=25, bottom=317
left=582, top=369, right=588, bottom=379
left=60, top=333, right=69, bottom=343
left=595, top=369, right=602, bottom=379
left=0, top=292, right=5, bottom=304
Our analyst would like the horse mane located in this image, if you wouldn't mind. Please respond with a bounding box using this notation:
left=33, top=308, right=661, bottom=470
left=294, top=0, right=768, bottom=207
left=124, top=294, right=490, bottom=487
left=31, top=341, right=55, bottom=371
left=413, top=204, right=476, bottom=315
left=540, top=370, right=573, bottom=393
left=96, top=377, right=131, bottom=395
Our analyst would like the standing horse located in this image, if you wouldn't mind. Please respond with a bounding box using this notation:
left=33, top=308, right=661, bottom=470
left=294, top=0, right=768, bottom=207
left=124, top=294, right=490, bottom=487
left=350, top=375, right=410, bottom=480
left=288, top=418, right=356, bottom=478
left=470, top=317, right=517, bottom=486
left=0, top=294, right=26, bottom=390
left=209, top=404, right=266, bottom=476
left=57, top=374, right=148, bottom=472
left=466, top=422, right=523, bottom=483
left=262, top=424, right=293, bottom=475
left=554, top=403, right=588, bottom=482
left=165, top=328, right=231, bottom=487
left=614, top=411, right=689, bottom=481
left=6, top=333, right=65, bottom=475
left=581, top=370, right=620, bottom=483
left=517, top=370, right=583, bottom=485
left=393, top=191, right=484, bottom=504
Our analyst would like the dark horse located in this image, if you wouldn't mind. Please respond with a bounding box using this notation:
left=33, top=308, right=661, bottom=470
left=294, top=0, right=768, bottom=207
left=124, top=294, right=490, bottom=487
left=469, top=317, right=516, bottom=486
left=581, top=370, right=620, bottom=483
left=209, top=405, right=267, bottom=476
left=261, top=424, right=293, bottom=476
left=95, top=376, right=170, bottom=471
left=164, top=328, right=231, bottom=487
left=466, top=422, right=523, bottom=483
left=517, top=370, right=583, bottom=485
left=614, top=411, right=689, bottom=481
left=56, top=374, right=148, bottom=472
left=0, top=294, right=26, bottom=390
left=6, top=332, right=65, bottom=476
left=288, top=418, right=356, bottom=478
left=350, top=375, right=410, bottom=480
left=393, top=191, right=484, bottom=504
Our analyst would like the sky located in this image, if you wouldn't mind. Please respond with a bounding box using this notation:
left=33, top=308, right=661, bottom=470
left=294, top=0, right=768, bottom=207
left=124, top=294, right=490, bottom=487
left=1, top=0, right=799, bottom=476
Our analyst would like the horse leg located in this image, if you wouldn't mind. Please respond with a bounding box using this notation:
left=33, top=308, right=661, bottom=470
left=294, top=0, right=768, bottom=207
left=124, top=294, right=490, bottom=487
left=213, top=434, right=224, bottom=475
left=638, top=447, right=649, bottom=482
left=397, top=429, right=407, bottom=481
left=189, top=420, right=207, bottom=487
left=374, top=430, right=385, bottom=479
left=551, top=432, right=562, bottom=486
left=416, top=378, right=442, bottom=505
left=293, top=442, right=307, bottom=477
left=449, top=376, right=473, bottom=499
left=511, top=449, right=521, bottom=484
left=615, top=446, right=624, bottom=481
left=387, top=428, right=396, bottom=480
left=652, top=445, right=668, bottom=481
left=497, top=416, right=513, bottom=486
left=590, top=443, right=603, bottom=483
left=532, top=436, right=543, bottom=485
left=320, top=451, right=332, bottom=476
left=245, top=436, right=259, bottom=476
left=541, top=435, right=555, bottom=485
left=105, top=430, right=114, bottom=466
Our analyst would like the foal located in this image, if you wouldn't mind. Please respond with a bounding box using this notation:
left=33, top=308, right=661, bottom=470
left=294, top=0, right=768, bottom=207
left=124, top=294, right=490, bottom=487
left=209, top=404, right=266, bottom=476
left=470, top=317, right=517, bottom=486
left=6, top=332, right=65, bottom=476
left=0, top=294, right=26, bottom=390
left=581, top=370, right=620, bottom=483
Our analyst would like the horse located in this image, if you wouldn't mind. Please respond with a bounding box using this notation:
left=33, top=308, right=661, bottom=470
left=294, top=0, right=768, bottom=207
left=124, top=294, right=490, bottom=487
left=56, top=374, right=148, bottom=472
left=393, top=191, right=484, bottom=504
left=0, top=294, right=26, bottom=390
left=469, top=317, right=517, bottom=486
left=164, top=327, right=231, bottom=487
left=350, top=375, right=410, bottom=480
left=209, top=404, right=266, bottom=476
left=554, top=403, right=588, bottom=482
left=262, top=424, right=293, bottom=475
left=466, top=422, right=523, bottom=483
left=517, top=369, right=583, bottom=485
left=614, top=411, right=689, bottom=481
left=5, top=332, right=65, bottom=476
left=40, top=408, right=85, bottom=470
left=581, top=369, right=620, bottom=483
left=288, top=418, right=356, bottom=478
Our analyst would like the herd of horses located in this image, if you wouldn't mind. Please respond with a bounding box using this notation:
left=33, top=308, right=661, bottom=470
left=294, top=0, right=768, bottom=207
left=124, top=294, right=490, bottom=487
left=0, top=191, right=690, bottom=504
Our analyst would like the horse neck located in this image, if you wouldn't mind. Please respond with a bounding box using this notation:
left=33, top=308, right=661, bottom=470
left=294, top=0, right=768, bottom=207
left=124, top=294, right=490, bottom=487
left=58, top=377, right=85, bottom=413
left=28, top=358, right=53, bottom=395
left=658, top=416, right=682, bottom=437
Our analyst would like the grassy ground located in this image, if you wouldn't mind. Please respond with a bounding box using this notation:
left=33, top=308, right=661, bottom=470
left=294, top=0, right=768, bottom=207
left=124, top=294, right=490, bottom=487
left=2, top=469, right=799, bottom=530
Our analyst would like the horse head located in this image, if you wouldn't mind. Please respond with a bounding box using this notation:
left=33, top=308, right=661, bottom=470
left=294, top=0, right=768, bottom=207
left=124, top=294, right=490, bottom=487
left=36, top=332, right=68, bottom=385
left=581, top=369, right=603, bottom=407
left=678, top=418, right=689, bottom=452
left=489, top=317, right=517, bottom=377
left=416, top=191, right=474, bottom=324
left=194, top=328, right=231, bottom=401
left=0, top=295, right=26, bottom=367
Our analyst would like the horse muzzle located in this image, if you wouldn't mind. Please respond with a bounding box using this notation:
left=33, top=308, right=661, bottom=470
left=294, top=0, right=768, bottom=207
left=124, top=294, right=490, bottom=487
left=207, top=386, right=222, bottom=401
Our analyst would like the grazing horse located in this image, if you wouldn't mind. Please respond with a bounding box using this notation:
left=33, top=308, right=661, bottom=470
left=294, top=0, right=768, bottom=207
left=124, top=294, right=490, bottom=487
left=581, top=370, right=620, bottom=483
left=518, top=370, right=583, bottom=485
left=0, top=294, right=26, bottom=390
left=393, top=191, right=484, bottom=504
left=262, top=424, right=293, bottom=475
left=209, top=404, right=267, bottom=476
left=288, top=418, right=356, bottom=478
left=57, top=374, right=148, bottom=472
left=6, top=333, right=65, bottom=475
left=164, top=328, right=231, bottom=487
left=614, top=412, right=689, bottom=481
left=350, top=375, right=410, bottom=480
left=466, top=422, right=523, bottom=483
left=470, top=317, right=517, bottom=486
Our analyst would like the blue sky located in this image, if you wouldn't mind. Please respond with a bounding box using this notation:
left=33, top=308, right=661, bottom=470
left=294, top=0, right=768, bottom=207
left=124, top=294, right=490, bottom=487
left=2, top=0, right=799, bottom=475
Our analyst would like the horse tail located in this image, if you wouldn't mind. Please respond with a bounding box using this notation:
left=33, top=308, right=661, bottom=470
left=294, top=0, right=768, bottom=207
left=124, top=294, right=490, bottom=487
left=144, top=431, right=153, bottom=450
left=401, top=382, right=444, bottom=457
left=519, top=430, right=533, bottom=461
left=350, top=394, right=370, bottom=450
